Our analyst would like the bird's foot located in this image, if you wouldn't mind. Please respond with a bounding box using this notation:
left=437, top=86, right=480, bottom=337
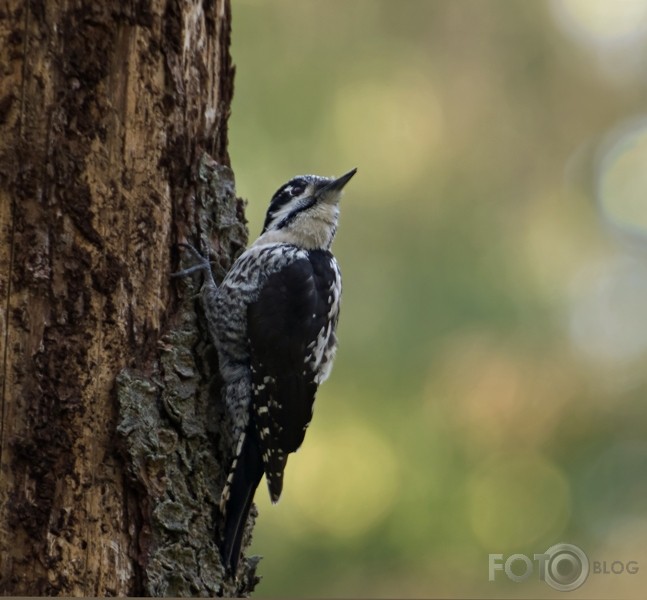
left=172, top=242, right=213, bottom=278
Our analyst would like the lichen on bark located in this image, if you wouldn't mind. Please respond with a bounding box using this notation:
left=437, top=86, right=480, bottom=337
left=0, top=0, right=249, bottom=593
left=116, top=154, right=259, bottom=596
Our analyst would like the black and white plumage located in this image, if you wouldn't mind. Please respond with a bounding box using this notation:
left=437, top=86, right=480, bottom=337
left=177, top=168, right=356, bottom=575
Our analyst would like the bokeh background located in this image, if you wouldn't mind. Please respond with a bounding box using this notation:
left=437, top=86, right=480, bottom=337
left=228, top=1, right=647, bottom=597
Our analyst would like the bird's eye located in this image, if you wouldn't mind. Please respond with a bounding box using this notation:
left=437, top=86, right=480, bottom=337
left=290, top=184, right=305, bottom=197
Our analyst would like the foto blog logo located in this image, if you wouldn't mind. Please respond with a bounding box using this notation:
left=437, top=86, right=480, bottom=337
left=489, top=542, right=639, bottom=592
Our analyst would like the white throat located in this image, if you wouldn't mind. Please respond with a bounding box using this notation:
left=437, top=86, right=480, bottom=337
left=254, top=202, right=339, bottom=251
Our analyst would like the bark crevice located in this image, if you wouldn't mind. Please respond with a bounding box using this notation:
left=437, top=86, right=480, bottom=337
left=0, top=1, right=255, bottom=595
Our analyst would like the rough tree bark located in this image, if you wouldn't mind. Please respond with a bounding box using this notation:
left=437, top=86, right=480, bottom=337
left=0, top=0, right=259, bottom=595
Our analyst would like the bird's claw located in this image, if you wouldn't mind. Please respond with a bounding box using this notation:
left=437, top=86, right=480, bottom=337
left=171, top=242, right=212, bottom=278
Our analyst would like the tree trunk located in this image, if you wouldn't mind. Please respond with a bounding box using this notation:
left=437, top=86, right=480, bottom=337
left=0, top=0, right=257, bottom=595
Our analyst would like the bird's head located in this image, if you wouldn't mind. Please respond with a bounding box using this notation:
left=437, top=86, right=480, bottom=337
left=255, top=168, right=357, bottom=250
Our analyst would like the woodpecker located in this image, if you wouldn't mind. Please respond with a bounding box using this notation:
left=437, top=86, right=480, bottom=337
left=175, top=167, right=356, bottom=575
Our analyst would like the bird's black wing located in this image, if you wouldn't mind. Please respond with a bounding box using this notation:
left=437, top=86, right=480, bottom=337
left=248, top=255, right=333, bottom=502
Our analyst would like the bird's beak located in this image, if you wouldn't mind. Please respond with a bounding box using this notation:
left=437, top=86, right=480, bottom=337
left=328, top=168, right=358, bottom=191
left=316, top=168, right=357, bottom=202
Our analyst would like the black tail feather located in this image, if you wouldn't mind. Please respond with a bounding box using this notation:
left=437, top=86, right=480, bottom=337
left=221, top=430, right=264, bottom=575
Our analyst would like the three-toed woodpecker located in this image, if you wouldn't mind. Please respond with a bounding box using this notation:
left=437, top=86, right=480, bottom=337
left=176, top=168, right=356, bottom=574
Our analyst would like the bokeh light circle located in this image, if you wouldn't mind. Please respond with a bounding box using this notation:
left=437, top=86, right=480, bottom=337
left=290, top=422, right=398, bottom=539
left=551, top=0, right=647, bottom=47
left=468, top=453, right=571, bottom=549
left=596, top=117, right=647, bottom=240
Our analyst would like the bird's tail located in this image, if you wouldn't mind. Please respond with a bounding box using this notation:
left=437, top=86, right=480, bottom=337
left=220, top=429, right=264, bottom=575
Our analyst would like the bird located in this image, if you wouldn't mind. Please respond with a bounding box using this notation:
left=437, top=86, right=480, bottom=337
left=174, top=167, right=356, bottom=575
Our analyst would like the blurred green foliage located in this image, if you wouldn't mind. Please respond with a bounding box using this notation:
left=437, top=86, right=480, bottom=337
left=229, top=1, right=647, bottom=597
